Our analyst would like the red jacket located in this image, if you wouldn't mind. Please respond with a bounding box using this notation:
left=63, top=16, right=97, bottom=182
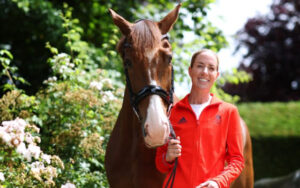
left=156, top=94, right=244, bottom=188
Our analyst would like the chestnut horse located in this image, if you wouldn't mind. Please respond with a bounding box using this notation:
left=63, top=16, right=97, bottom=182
left=105, top=4, right=181, bottom=188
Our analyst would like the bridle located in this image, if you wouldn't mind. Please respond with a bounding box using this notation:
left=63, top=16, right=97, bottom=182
left=121, top=35, right=175, bottom=137
left=121, top=30, right=177, bottom=188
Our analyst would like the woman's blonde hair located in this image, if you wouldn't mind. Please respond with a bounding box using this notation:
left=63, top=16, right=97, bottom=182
left=190, top=49, right=219, bottom=70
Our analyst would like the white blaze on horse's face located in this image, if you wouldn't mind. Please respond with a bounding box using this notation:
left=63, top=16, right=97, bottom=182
left=144, top=94, right=170, bottom=147
left=141, top=48, right=170, bottom=148
left=145, top=49, right=157, bottom=63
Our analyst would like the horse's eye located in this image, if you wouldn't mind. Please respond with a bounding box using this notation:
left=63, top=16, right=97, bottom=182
left=124, top=59, right=132, bottom=68
left=124, top=43, right=132, bottom=48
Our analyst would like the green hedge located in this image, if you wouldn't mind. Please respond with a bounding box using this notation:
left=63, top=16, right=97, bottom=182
left=237, top=101, right=300, bottom=180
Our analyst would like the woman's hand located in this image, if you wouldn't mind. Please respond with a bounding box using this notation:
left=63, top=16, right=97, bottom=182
left=196, top=180, right=219, bottom=188
left=165, top=136, right=181, bottom=162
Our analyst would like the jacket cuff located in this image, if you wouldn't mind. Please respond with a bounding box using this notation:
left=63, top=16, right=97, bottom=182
left=162, top=153, right=175, bottom=168
left=209, top=177, right=223, bottom=188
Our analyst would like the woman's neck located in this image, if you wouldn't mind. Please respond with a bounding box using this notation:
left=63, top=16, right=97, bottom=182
left=188, top=88, right=210, bottom=104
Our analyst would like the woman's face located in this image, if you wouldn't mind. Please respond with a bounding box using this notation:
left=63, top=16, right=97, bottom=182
left=188, top=51, right=219, bottom=91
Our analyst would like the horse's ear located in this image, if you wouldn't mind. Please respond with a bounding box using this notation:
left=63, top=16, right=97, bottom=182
left=158, top=3, right=181, bottom=34
left=109, top=8, right=133, bottom=36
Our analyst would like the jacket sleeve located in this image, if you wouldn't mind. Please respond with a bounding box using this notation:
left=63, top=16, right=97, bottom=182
left=211, top=106, right=245, bottom=188
left=155, top=143, right=175, bottom=173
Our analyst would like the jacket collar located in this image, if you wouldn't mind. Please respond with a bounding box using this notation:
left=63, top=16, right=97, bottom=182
left=176, top=93, right=222, bottom=109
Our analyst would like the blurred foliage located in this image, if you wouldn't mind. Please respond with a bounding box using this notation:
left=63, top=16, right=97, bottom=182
left=0, top=50, right=29, bottom=92
left=225, top=0, right=300, bottom=101
left=0, top=0, right=235, bottom=97
left=238, top=101, right=300, bottom=138
left=212, top=68, right=252, bottom=103
left=0, top=90, right=37, bottom=122
left=0, top=0, right=65, bottom=94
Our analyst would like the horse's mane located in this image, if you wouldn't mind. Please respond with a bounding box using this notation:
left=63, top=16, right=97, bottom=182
left=117, top=20, right=161, bottom=55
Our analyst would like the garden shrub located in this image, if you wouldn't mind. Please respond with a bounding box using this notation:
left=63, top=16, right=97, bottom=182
left=1, top=5, right=122, bottom=187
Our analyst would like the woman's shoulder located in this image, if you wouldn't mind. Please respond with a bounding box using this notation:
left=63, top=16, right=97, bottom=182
left=219, top=100, right=238, bottom=112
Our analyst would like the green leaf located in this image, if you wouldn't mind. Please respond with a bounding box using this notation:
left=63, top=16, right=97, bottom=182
left=0, top=50, right=13, bottom=59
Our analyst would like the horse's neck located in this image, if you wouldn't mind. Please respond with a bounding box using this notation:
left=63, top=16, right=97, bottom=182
left=117, top=87, right=143, bottom=142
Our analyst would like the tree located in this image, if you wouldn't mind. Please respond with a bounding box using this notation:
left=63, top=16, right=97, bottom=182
left=224, top=0, right=300, bottom=101
left=1, top=0, right=227, bottom=96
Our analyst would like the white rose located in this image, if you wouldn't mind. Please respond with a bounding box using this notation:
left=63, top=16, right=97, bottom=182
left=23, top=150, right=32, bottom=162
left=28, top=144, right=41, bottom=159
left=57, top=53, right=68, bottom=59
left=30, top=161, right=44, bottom=174
left=0, top=172, right=5, bottom=182
left=2, top=132, right=12, bottom=146
left=105, top=91, right=116, bottom=101
left=42, top=154, right=51, bottom=164
left=16, top=142, right=27, bottom=156
left=61, top=183, right=76, bottom=188
left=25, top=133, right=34, bottom=144
left=0, top=127, right=5, bottom=138
left=1, top=120, right=10, bottom=127
left=15, top=118, right=27, bottom=128
left=89, top=81, right=103, bottom=90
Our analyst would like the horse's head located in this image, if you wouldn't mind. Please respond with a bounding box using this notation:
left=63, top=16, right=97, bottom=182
left=109, top=4, right=181, bottom=148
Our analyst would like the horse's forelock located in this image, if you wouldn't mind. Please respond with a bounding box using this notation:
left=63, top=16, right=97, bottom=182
left=131, top=20, right=161, bottom=53
left=116, top=20, right=161, bottom=60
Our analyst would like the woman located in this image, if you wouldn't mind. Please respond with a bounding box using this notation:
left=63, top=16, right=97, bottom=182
left=156, top=49, right=244, bottom=188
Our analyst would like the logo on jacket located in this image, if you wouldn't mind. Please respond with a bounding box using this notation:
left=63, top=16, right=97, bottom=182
left=178, top=117, right=187, bottom=124
left=215, top=115, right=221, bottom=124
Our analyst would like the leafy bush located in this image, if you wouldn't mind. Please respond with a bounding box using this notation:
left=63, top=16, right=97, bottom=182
left=0, top=5, right=122, bottom=187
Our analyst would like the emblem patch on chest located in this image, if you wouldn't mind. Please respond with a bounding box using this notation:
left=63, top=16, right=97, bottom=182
left=215, top=115, right=221, bottom=124
left=178, top=117, right=187, bottom=124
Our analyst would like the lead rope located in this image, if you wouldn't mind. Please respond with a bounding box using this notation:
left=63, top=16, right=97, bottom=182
left=164, top=121, right=178, bottom=188
left=165, top=68, right=178, bottom=188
